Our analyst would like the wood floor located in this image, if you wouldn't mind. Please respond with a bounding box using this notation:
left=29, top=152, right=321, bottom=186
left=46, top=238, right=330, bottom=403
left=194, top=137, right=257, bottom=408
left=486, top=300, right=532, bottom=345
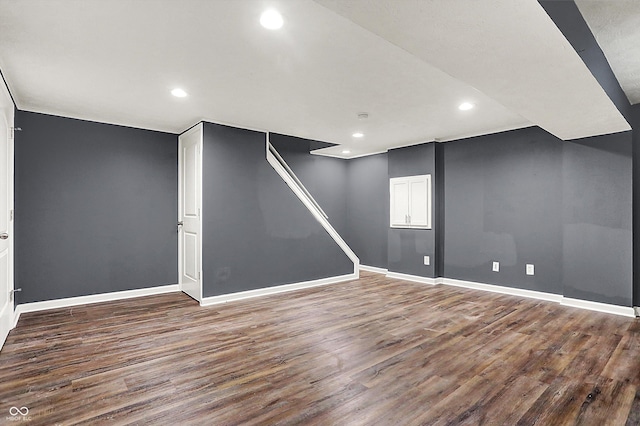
left=1, top=272, right=640, bottom=425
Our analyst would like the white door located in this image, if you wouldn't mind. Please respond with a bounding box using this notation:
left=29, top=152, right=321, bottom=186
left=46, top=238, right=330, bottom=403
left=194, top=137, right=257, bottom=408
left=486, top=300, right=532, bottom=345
left=0, top=78, right=14, bottom=348
left=178, top=124, right=202, bottom=302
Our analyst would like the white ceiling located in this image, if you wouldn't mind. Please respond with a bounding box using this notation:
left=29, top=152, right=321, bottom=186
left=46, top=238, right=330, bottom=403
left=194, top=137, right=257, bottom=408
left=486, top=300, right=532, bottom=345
left=0, top=0, right=631, bottom=158
left=576, top=0, right=640, bottom=105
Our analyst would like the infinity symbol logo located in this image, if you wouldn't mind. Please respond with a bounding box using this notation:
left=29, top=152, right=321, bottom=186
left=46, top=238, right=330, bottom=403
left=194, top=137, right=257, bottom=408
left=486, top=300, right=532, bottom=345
left=9, top=406, right=29, bottom=416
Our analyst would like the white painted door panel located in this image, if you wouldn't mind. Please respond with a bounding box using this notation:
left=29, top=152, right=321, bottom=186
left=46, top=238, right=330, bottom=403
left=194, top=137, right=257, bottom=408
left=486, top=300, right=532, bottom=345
left=184, top=233, right=198, bottom=281
left=390, top=179, right=409, bottom=227
left=409, top=177, right=429, bottom=227
left=184, top=142, right=197, bottom=216
left=179, top=124, right=202, bottom=302
left=0, top=79, right=14, bottom=349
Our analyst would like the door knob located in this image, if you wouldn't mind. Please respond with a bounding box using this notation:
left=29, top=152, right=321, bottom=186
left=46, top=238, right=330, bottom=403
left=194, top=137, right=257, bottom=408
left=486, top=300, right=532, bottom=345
left=0, top=233, right=8, bottom=240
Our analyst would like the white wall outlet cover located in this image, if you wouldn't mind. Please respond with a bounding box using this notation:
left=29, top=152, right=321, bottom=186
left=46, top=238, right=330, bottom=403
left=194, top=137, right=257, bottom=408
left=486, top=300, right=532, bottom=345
left=526, top=264, right=535, bottom=275
left=423, top=256, right=430, bottom=265
left=492, top=261, right=499, bottom=272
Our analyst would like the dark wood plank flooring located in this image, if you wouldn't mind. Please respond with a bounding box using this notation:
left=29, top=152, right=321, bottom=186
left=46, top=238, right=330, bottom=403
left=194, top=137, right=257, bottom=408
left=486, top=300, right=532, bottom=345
left=1, top=272, right=640, bottom=425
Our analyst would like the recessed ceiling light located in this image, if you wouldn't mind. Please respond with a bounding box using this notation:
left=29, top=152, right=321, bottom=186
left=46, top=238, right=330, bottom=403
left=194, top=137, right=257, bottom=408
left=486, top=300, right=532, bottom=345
left=352, top=132, right=364, bottom=138
left=342, top=149, right=351, bottom=154
left=171, top=88, right=188, bottom=98
left=458, top=102, right=474, bottom=111
left=260, top=9, right=283, bottom=30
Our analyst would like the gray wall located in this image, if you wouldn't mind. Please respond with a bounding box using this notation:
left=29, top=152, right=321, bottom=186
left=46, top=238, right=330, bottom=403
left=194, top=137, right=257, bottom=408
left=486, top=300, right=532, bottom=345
left=387, top=143, right=436, bottom=277
left=336, top=125, right=632, bottom=307
left=443, top=127, right=632, bottom=305
left=540, top=0, right=634, bottom=306
left=201, top=122, right=353, bottom=298
left=562, top=132, right=632, bottom=305
left=15, top=111, right=178, bottom=303
left=224, top=121, right=634, bottom=307
left=444, top=127, right=564, bottom=294
left=346, top=153, right=389, bottom=269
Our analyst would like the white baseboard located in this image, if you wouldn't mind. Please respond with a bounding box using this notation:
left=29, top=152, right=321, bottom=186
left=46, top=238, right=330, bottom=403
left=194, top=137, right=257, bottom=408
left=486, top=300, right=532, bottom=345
left=441, top=277, right=563, bottom=303
left=562, top=297, right=636, bottom=318
left=9, top=272, right=637, bottom=332
left=386, top=271, right=439, bottom=285
left=13, top=284, right=180, bottom=328
left=360, top=265, right=388, bottom=274
left=200, top=273, right=358, bottom=306
left=380, top=272, right=634, bottom=318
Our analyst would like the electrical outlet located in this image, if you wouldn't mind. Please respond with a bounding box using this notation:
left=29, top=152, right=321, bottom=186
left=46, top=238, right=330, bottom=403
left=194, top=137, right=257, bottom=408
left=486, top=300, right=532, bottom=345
left=492, top=261, right=499, bottom=272
left=423, top=256, right=430, bottom=266
left=526, top=264, right=535, bottom=275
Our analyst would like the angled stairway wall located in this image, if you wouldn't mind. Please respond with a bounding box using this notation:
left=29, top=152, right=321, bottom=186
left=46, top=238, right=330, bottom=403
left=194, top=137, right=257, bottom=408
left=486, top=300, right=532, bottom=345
left=201, top=122, right=356, bottom=298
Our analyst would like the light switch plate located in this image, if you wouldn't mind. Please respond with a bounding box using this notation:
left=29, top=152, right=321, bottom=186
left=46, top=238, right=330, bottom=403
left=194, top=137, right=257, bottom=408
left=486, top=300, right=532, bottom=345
left=492, top=261, right=499, bottom=272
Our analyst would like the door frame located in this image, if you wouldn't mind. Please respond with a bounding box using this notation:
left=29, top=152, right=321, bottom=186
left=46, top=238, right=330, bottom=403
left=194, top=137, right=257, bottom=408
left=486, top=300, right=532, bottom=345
left=0, top=76, right=15, bottom=348
left=178, top=123, right=203, bottom=302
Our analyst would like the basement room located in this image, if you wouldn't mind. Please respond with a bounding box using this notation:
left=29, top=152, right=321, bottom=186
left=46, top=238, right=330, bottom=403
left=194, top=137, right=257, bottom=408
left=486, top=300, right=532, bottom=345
left=1, top=0, right=640, bottom=424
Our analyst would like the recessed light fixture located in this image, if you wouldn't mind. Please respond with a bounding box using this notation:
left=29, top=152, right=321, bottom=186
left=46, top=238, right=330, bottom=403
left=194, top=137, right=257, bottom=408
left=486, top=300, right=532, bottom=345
left=352, top=132, right=364, bottom=138
left=260, top=9, right=283, bottom=30
left=171, top=88, right=188, bottom=98
left=342, top=149, right=351, bottom=154
left=458, top=102, right=474, bottom=111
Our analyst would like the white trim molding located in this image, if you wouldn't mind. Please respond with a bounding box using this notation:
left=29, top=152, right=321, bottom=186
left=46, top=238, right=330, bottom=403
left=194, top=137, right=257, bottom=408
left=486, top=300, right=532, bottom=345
left=12, top=308, right=18, bottom=330
left=200, top=273, right=358, bottom=307
left=372, top=269, right=634, bottom=318
left=13, top=284, right=180, bottom=328
left=360, top=265, right=388, bottom=275
left=386, top=271, right=439, bottom=286
left=441, top=277, right=563, bottom=303
left=561, top=297, right=635, bottom=318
